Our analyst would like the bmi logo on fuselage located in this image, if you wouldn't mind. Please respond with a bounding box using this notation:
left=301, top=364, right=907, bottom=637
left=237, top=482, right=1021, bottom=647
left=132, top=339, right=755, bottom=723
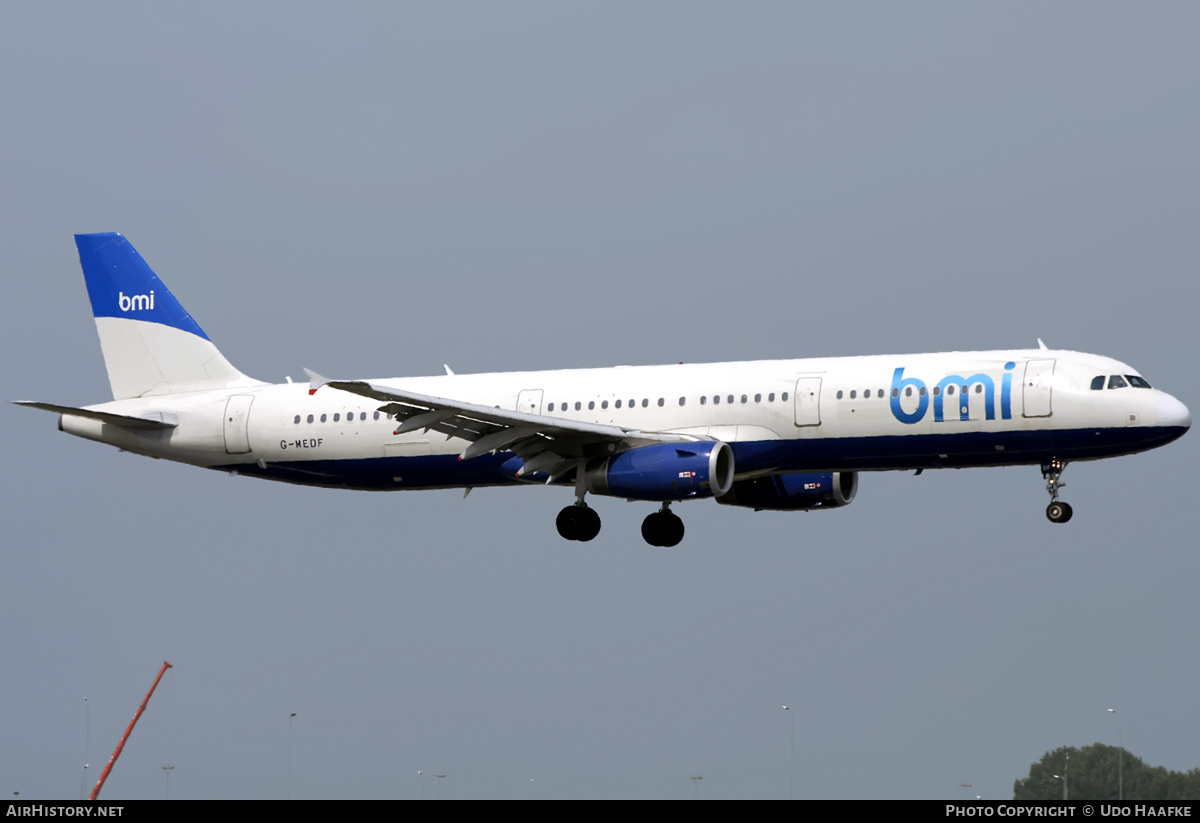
left=118, top=291, right=155, bottom=312
left=889, top=362, right=1016, bottom=424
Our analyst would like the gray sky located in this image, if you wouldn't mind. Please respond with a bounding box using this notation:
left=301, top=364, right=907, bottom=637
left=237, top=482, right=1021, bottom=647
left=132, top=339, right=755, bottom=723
left=3, top=2, right=1197, bottom=800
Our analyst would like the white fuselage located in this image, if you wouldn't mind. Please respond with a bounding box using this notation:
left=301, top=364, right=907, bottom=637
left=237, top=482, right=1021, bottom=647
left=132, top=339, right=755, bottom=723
left=58, top=348, right=1191, bottom=493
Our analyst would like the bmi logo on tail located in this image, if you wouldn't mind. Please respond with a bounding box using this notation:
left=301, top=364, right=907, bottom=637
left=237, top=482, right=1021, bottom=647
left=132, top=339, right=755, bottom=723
left=118, top=291, right=155, bottom=312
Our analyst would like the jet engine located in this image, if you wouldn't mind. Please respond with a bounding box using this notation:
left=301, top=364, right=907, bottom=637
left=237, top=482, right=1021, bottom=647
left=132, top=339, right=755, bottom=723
left=584, top=441, right=735, bottom=501
left=716, top=471, right=858, bottom=511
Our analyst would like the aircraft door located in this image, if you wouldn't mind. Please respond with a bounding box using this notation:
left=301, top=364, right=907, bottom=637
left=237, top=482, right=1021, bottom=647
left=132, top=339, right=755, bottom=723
left=794, top=377, right=822, bottom=427
left=516, top=389, right=544, bottom=416
left=1022, top=359, right=1055, bottom=418
left=223, top=395, right=254, bottom=454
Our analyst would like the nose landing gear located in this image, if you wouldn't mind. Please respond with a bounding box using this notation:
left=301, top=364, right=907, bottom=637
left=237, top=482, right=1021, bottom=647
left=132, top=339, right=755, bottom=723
left=1042, top=459, right=1073, bottom=524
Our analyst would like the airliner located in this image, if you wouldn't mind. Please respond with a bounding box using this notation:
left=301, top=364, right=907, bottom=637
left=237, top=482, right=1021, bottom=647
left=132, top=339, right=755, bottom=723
left=16, top=234, right=1191, bottom=546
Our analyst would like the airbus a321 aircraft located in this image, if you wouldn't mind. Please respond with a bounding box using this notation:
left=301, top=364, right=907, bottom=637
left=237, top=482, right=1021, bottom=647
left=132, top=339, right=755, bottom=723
left=17, top=234, right=1191, bottom=546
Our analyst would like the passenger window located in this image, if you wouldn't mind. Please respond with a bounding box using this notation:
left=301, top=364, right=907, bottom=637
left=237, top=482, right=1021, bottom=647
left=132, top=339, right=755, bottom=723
left=294, top=415, right=301, bottom=424
left=849, top=390, right=856, bottom=399
left=700, top=395, right=707, bottom=405
left=307, top=414, right=314, bottom=423
left=575, top=402, right=582, bottom=411
left=320, top=414, right=327, bottom=423
left=601, top=400, right=608, bottom=409
left=373, top=412, right=380, bottom=420
left=1108, top=375, right=1128, bottom=389
left=658, top=398, right=665, bottom=407
left=769, top=393, right=776, bottom=402
left=754, top=393, right=761, bottom=403
left=614, top=400, right=621, bottom=409
left=333, top=413, right=340, bottom=422
left=588, top=401, right=595, bottom=410
left=837, top=390, right=844, bottom=399
left=1090, top=376, right=1105, bottom=390
left=713, top=395, right=720, bottom=404
left=678, top=397, right=686, bottom=406
left=727, top=395, right=734, bottom=404
left=781, top=392, right=789, bottom=401
left=642, top=399, right=649, bottom=408
left=549, top=402, right=556, bottom=411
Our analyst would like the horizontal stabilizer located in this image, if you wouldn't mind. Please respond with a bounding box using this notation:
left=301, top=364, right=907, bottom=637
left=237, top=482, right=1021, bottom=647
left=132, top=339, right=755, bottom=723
left=12, top=401, right=178, bottom=430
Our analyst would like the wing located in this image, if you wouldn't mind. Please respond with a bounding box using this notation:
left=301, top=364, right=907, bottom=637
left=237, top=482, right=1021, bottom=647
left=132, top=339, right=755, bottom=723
left=305, top=370, right=705, bottom=482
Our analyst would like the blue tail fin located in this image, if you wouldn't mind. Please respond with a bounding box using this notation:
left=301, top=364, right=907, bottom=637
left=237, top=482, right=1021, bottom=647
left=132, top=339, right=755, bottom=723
left=74, top=233, right=259, bottom=399
left=77, top=233, right=210, bottom=340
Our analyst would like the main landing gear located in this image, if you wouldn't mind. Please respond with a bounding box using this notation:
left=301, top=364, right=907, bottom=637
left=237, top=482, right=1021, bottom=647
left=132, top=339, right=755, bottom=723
left=557, top=463, right=602, bottom=542
left=1042, top=458, right=1073, bottom=524
left=642, top=503, right=685, bottom=547
left=556, top=502, right=601, bottom=542
left=554, top=499, right=686, bottom=546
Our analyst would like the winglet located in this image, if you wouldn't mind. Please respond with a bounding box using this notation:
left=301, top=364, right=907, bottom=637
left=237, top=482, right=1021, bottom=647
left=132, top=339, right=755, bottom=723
left=1037, top=338, right=1049, bottom=351
left=303, top=368, right=330, bottom=395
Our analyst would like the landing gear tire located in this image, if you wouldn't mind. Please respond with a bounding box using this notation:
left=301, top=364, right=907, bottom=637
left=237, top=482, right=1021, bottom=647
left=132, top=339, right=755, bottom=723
left=1046, top=502, right=1073, bottom=524
left=641, top=510, right=685, bottom=547
left=557, top=504, right=601, bottom=542
left=1041, top=459, right=1072, bottom=525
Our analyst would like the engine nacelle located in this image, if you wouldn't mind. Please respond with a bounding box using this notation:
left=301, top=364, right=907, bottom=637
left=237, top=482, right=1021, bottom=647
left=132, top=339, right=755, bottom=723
left=585, top=441, right=735, bottom=501
left=716, top=471, right=858, bottom=511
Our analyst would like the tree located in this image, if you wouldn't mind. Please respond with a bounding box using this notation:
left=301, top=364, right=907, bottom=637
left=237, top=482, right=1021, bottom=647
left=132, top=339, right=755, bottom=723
left=1014, top=744, right=1197, bottom=800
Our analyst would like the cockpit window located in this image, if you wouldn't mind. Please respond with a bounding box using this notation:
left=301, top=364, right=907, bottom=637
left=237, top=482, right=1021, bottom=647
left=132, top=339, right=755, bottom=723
left=1108, top=375, right=1128, bottom=389
left=1126, top=375, right=1152, bottom=389
left=1090, top=376, right=1105, bottom=391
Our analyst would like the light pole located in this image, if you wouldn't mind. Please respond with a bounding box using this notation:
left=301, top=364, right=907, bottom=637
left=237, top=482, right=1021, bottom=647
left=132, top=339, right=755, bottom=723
left=288, top=712, right=297, bottom=800
left=1107, top=708, right=1123, bottom=801
left=1054, top=752, right=1069, bottom=801
left=783, top=705, right=794, bottom=800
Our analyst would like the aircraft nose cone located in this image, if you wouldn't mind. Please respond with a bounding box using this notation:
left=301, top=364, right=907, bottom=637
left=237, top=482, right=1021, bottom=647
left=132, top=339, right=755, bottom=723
left=1159, top=393, right=1191, bottom=430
